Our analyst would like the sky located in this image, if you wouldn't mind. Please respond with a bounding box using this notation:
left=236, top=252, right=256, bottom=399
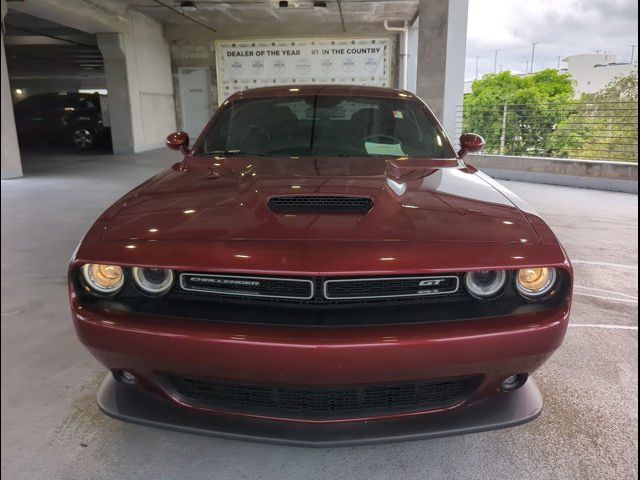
left=465, top=0, right=639, bottom=81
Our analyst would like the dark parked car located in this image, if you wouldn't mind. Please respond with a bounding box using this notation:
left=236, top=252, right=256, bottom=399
left=69, top=85, right=573, bottom=446
left=14, top=92, right=110, bottom=150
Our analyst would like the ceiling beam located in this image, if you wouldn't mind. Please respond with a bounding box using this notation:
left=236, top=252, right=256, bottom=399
left=4, top=35, right=78, bottom=46
left=4, top=25, right=97, bottom=47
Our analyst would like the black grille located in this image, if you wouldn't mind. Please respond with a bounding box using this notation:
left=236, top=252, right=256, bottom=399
left=180, top=274, right=313, bottom=300
left=179, top=273, right=462, bottom=304
left=162, top=374, right=481, bottom=420
left=268, top=196, right=373, bottom=214
left=325, top=276, right=459, bottom=299
left=80, top=270, right=570, bottom=326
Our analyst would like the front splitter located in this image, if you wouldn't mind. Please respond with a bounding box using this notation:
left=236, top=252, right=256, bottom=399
left=97, top=374, right=542, bottom=447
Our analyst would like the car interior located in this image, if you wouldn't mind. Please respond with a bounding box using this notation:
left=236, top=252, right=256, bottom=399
left=200, top=96, right=452, bottom=158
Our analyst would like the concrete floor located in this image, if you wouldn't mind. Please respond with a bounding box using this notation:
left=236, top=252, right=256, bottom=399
left=2, top=148, right=638, bottom=480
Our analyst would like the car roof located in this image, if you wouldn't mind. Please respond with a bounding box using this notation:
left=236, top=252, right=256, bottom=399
left=224, top=84, right=417, bottom=103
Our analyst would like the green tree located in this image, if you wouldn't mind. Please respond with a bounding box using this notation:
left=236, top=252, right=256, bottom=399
left=550, top=72, right=638, bottom=162
left=463, top=69, right=575, bottom=156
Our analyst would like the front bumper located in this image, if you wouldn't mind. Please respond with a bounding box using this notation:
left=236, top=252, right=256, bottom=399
left=73, top=299, right=569, bottom=444
left=98, top=373, right=543, bottom=447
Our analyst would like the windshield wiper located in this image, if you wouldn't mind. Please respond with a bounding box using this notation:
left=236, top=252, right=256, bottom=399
left=199, top=150, right=272, bottom=157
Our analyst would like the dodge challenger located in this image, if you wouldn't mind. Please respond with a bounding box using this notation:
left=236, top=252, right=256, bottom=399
left=69, top=85, right=572, bottom=446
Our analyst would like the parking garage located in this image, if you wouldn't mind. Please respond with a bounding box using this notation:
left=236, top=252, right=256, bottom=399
left=2, top=0, right=466, bottom=177
left=1, top=1, right=638, bottom=479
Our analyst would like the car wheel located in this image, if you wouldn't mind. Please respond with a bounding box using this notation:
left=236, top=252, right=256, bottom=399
left=72, top=128, right=94, bottom=149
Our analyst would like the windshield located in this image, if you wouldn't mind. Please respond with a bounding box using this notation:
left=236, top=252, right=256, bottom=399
left=197, top=95, right=455, bottom=158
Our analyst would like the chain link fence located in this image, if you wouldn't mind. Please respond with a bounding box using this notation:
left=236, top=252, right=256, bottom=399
left=455, top=101, right=638, bottom=162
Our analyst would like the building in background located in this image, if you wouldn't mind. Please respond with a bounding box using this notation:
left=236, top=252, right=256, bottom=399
left=562, top=53, right=637, bottom=96
left=464, top=53, right=637, bottom=97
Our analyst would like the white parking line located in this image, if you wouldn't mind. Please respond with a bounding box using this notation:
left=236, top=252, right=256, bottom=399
left=574, top=292, right=638, bottom=303
left=575, top=285, right=639, bottom=300
left=572, top=260, right=638, bottom=270
left=569, top=324, right=638, bottom=331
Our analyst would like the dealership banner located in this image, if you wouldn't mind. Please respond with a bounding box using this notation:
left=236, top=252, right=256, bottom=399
left=214, top=37, right=391, bottom=104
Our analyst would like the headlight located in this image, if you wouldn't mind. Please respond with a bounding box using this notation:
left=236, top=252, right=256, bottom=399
left=464, top=270, right=508, bottom=299
left=81, top=264, right=124, bottom=295
left=516, top=267, right=557, bottom=299
left=132, top=267, right=174, bottom=295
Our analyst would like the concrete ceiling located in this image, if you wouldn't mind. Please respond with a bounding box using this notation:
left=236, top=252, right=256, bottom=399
left=129, top=0, right=418, bottom=37
left=4, top=11, right=104, bottom=84
left=3, top=0, right=418, bottom=86
left=4, top=0, right=419, bottom=40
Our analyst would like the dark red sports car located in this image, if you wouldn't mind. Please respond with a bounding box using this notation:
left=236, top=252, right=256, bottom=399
left=69, top=85, right=572, bottom=446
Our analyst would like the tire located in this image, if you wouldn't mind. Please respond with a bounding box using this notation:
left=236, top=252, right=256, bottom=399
left=72, top=128, right=94, bottom=150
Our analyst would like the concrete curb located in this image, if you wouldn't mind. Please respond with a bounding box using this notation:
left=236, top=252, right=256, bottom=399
left=467, top=154, right=638, bottom=194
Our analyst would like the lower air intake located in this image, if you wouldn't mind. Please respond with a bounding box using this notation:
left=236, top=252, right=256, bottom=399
left=268, top=196, right=373, bottom=214
left=161, top=374, right=481, bottom=420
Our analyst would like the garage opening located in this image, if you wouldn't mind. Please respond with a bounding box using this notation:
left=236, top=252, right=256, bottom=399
left=3, top=10, right=112, bottom=173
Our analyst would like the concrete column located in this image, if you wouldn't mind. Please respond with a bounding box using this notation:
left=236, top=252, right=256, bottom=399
left=416, top=0, right=469, bottom=142
left=1, top=0, right=23, bottom=179
left=97, top=33, right=135, bottom=154
left=97, top=11, right=176, bottom=154
left=406, top=18, right=419, bottom=94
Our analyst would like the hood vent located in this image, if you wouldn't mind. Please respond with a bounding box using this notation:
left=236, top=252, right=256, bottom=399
left=268, top=195, right=374, bottom=214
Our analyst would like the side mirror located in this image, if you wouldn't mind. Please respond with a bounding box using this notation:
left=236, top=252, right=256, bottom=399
left=458, top=133, right=485, bottom=159
left=165, top=131, right=190, bottom=155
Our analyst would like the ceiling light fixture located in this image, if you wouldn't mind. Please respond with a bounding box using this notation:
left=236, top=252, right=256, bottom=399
left=151, top=0, right=215, bottom=33
left=179, top=1, right=197, bottom=11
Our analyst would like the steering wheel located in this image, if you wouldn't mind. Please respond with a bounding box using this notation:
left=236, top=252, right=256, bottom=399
left=363, top=133, right=402, bottom=145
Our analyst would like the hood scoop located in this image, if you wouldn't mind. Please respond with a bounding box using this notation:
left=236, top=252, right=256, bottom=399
left=268, top=195, right=374, bottom=214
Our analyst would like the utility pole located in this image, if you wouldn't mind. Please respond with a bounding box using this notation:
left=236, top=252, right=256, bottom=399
left=494, top=50, right=500, bottom=74
left=556, top=56, right=562, bottom=70
left=525, top=60, right=529, bottom=74
left=632, top=45, right=637, bottom=64
left=475, top=55, right=480, bottom=80
left=500, top=103, right=508, bottom=155
left=530, top=42, right=539, bottom=73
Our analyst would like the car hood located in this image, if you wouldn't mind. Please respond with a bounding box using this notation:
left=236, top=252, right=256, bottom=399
left=100, top=156, right=540, bottom=244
